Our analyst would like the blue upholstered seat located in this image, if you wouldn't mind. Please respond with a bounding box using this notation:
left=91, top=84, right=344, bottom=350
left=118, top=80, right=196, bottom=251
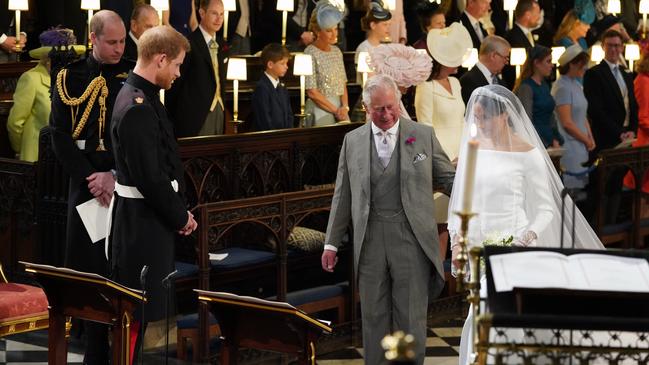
left=177, top=312, right=218, bottom=329
left=266, top=282, right=347, bottom=306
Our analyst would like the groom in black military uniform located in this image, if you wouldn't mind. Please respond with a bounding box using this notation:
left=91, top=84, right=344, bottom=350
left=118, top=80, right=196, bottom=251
left=49, top=10, right=133, bottom=364
left=110, top=25, right=197, bottom=362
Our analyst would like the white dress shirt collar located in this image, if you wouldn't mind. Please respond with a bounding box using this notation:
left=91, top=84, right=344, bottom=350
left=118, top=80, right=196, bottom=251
left=604, top=58, right=620, bottom=71
left=476, top=62, right=495, bottom=84
left=265, top=72, right=280, bottom=88
left=128, top=31, right=139, bottom=45
left=371, top=119, right=400, bottom=136
left=465, top=11, right=481, bottom=28
left=199, top=25, right=216, bottom=46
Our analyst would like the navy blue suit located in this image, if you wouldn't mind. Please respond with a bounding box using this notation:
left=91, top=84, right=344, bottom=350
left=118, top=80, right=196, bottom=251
left=251, top=75, right=294, bottom=131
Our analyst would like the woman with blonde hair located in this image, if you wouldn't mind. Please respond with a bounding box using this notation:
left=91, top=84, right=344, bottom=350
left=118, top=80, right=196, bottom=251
left=305, top=0, right=349, bottom=126
left=513, top=45, right=564, bottom=148
left=554, top=10, right=591, bottom=50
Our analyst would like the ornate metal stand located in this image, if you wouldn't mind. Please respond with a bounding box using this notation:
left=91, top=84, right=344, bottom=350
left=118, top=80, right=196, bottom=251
left=453, top=211, right=481, bottom=365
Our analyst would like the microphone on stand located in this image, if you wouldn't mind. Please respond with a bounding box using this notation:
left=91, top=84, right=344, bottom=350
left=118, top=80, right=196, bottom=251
left=560, top=188, right=569, bottom=249
left=139, top=265, right=149, bottom=365
left=162, top=270, right=178, bottom=365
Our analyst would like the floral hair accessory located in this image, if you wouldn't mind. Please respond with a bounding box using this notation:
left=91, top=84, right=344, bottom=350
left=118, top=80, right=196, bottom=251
left=406, top=136, right=416, bottom=145
left=369, top=44, right=432, bottom=88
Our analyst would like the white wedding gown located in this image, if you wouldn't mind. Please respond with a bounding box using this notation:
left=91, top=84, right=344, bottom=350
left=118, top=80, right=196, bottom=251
left=455, top=148, right=637, bottom=365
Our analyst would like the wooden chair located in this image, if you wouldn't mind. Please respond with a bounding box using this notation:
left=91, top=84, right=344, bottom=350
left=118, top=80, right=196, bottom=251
left=0, top=262, right=48, bottom=337
left=594, top=148, right=638, bottom=247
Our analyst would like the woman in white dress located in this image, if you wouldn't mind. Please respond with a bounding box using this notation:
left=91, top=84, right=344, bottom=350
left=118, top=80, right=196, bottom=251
left=415, top=22, right=471, bottom=245
left=448, top=85, right=604, bottom=365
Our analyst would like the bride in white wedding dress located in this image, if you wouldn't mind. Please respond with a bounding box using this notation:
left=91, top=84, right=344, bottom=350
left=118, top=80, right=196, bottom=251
left=447, top=85, right=605, bottom=365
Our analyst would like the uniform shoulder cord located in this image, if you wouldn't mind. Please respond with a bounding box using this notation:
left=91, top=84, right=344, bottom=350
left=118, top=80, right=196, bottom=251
left=56, top=69, right=109, bottom=149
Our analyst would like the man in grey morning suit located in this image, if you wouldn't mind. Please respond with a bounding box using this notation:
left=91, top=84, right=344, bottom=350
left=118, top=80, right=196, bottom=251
left=321, top=74, right=455, bottom=364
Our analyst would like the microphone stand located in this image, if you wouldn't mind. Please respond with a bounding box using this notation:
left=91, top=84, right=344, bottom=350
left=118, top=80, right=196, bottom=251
left=560, top=188, right=569, bottom=249
left=139, top=265, right=149, bottom=365
left=161, top=270, right=178, bottom=365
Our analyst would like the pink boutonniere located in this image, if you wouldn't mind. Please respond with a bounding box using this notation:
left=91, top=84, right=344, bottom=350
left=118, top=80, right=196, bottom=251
left=406, top=136, right=416, bottom=145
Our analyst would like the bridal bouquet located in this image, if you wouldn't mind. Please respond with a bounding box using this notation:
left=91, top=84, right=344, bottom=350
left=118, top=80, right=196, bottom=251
left=480, top=232, right=514, bottom=270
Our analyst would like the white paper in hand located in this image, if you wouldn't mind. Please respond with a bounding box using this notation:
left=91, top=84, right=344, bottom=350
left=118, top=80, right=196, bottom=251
left=76, top=198, right=109, bottom=243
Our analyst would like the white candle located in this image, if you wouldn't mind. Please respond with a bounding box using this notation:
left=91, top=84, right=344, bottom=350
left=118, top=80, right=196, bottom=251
left=233, top=79, right=239, bottom=119
left=462, top=130, right=479, bottom=213
left=281, top=10, right=287, bottom=45
left=15, top=10, right=20, bottom=48
left=223, top=11, right=229, bottom=41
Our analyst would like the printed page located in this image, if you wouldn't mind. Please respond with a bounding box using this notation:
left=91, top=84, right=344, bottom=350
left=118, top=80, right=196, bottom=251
left=76, top=198, right=108, bottom=243
left=489, top=251, right=589, bottom=292
left=570, top=254, right=649, bottom=293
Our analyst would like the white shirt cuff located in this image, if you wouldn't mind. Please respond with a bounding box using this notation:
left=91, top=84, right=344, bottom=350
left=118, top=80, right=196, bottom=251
left=323, top=244, right=338, bottom=252
left=0, top=34, right=7, bottom=45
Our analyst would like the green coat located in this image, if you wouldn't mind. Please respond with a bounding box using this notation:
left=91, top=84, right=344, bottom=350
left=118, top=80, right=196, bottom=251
left=6, top=63, right=51, bottom=162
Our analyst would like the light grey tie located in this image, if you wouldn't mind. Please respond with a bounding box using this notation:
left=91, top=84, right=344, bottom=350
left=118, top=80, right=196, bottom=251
left=475, top=22, right=484, bottom=41
left=613, top=65, right=628, bottom=98
left=377, top=131, right=391, bottom=168
left=491, top=74, right=500, bottom=85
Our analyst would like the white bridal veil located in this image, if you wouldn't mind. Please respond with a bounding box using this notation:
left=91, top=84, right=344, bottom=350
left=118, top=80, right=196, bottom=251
left=447, top=85, right=603, bottom=250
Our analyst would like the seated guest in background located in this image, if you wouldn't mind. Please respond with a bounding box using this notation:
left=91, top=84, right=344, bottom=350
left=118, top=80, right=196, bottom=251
left=7, top=28, right=81, bottom=162
left=167, top=0, right=227, bottom=137
left=355, top=1, right=392, bottom=83
left=125, top=4, right=159, bottom=61
left=219, top=0, right=252, bottom=55
left=251, top=44, right=293, bottom=131
left=414, top=22, right=470, bottom=252
left=624, top=44, right=649, bottom=193
left=163, top=0, right=198, bottom=37
left=0, top=23, right=26, bottom=63
left=252, top=0, right=315, bottom=53
left=412, top=1, right=445, bottom=50
left=552, top=45, right=593, bottom=191
left=110, top=26, right=197, bottom=361
left=514, top=45, right=564, bottom=148
left=305, top=1, right=349, bottom=126
left=460, top=35, right=511, bottom=104
left=554, top=9, right=593, bottom=50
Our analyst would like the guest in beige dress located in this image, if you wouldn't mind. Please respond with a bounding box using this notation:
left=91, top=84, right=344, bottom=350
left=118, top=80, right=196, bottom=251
left=414, top=22, right=471, bottom=249
left=305, top=0, right=349, bottom=126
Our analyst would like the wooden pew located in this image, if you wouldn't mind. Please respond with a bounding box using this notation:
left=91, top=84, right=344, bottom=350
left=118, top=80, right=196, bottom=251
left=193, top=188, right=354, bottom=362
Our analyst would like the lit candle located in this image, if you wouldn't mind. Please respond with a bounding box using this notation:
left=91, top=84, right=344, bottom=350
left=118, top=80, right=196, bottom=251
left=462, top=124, right=479, bottom=213
left=223, top=11, right=229, bottom=41
left=15, top=10, right=20, bottom=47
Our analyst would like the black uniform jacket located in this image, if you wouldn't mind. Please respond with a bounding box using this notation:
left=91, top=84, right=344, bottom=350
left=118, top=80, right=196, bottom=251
left=110, top=72, right=188, bottom=321
left=50, top=55, right=133, bottom=275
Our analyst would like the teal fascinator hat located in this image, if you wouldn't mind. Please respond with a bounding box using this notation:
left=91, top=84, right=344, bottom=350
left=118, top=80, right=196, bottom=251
left=315, top=0, right=344, bottom=30
left=574, top=0, right=595, bottom=25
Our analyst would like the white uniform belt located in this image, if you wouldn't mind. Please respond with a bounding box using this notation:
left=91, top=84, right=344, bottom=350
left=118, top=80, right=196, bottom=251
left=105, top=179, right=179, bottom=259
left=114, top=180, right=179, bottom=198
left=75, top=140, right=86, bottom=150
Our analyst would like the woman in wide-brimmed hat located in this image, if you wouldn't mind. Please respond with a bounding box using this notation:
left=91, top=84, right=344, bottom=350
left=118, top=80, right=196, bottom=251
left=6, top=28, right=84, bottom=162
left=414, top=21, right=471, bottom=252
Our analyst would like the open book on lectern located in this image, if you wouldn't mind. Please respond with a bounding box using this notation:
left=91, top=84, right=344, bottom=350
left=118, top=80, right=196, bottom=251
left=489, top=251, right=649, bottom=293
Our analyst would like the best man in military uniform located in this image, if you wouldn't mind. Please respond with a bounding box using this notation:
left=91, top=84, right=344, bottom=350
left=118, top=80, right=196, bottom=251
left=109, top=25, right=197, bottom=363
left=49, top=10, right=133, bottom=364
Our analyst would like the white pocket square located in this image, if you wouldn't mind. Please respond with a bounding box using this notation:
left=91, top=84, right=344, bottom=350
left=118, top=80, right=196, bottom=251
left=413, top=153, right=428, bottom=164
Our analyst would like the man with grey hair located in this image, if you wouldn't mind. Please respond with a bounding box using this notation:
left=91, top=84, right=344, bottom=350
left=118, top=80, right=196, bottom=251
left=322, top=74, right=455, bottom=364
left=124, top=4, right=159, bottom=61
left=460, top=35, right=511, bottom=104
left=50, top=9, right=133, bottom=364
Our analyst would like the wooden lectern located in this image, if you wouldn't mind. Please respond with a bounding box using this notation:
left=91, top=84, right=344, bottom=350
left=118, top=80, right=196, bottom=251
left=21, top=262, right=145, bottom=365
left=195, top=289, right=332, bottom=364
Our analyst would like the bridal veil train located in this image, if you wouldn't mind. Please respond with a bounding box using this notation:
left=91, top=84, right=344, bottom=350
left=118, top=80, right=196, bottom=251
left=447, top=85, right=605, bottom=365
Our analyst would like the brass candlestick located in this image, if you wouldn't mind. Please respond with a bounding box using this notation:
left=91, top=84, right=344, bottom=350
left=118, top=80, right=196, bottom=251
left=453, top=211, right=476, bottom=292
